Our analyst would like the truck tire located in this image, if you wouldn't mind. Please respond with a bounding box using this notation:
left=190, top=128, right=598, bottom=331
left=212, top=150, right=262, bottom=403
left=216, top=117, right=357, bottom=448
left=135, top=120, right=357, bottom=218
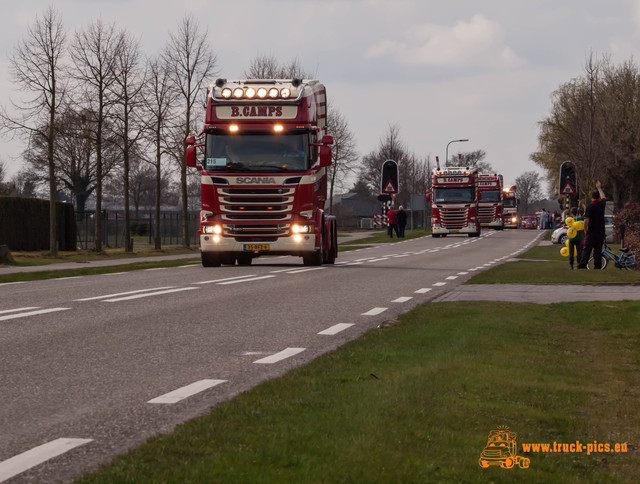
left=220, top=253, right=236, bottom=265
left=201, top=252, right=221, bottom=267
left=303, top=232, right=324, bottom=266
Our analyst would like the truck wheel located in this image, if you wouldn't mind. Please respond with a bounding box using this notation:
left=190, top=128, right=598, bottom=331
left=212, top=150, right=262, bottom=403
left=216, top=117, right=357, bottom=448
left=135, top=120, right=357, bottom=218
left=201, top=252, right=221, bottom=267
left=236, top=253, right=252, bottom=266
left=478, top=458, right=489, bottom=468
left=220, top=253, right=236, bottom=265
left=303, top=235, right=323, bottom=266
left=501, top=457, right=514, bottom=469
left=518, top=457, right=530, bottom=468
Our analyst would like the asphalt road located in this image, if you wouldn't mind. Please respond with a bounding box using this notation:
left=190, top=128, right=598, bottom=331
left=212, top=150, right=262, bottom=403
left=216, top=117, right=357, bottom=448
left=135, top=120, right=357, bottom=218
left=0, top=229, right=542, bottom=483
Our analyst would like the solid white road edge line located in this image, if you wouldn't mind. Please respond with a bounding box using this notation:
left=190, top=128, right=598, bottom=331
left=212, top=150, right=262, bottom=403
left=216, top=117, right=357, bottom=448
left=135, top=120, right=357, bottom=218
left=74, top=286, right=176, bottom=301
left=105, top=287, right=198, bottom=302
left=0, top=307, right=39, bottom=315
left=0, top=308, right=70, bottom=322
left=147, top=379, right=227, bottom=404
left=253, top=347, right=306, bottom=364
left=0, top=438, right=93, bottom=483
left=217, top=275, right=276, bottom=285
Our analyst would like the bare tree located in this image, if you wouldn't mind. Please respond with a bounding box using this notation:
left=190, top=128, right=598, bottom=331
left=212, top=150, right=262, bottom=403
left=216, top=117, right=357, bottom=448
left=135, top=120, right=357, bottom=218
left=111, top=29, right=145, bottom=251
left=1, top=7, right=67, bottom=255
left=70, top=18, right=124, bottom=251
left=515, top=171, right=543, bottom=213
left=242, top=54, right=314, bottom=79
left=358, top=124, right=407, bottom=195
left=450, top=149, right=494, bottom=173
left=326, top=103, right=358, bottom=214
left=143, top=56, right=178, bottom=249
left=163, top=15, right=217, bottom=248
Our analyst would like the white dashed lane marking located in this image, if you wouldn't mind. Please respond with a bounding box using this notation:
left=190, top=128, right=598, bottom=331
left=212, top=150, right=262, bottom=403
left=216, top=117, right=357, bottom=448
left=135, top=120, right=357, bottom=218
left=318, top=323, right=355, bottom=335
left=147, top=379, right=227, bottom=404
left=253, top=347, right=306, bottom=364
left=0, top=438, right=93, bottom=483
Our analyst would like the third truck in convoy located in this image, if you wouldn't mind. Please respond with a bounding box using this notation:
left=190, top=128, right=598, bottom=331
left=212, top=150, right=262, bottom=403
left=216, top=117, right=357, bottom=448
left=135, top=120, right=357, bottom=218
left=186, top=78, right=338, bottom=267
left=502, top=185, right=519, bottom=228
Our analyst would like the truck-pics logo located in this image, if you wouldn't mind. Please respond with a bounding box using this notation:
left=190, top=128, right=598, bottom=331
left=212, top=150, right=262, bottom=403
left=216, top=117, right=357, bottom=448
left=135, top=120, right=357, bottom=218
left=479, top=426, right=530, bottom=469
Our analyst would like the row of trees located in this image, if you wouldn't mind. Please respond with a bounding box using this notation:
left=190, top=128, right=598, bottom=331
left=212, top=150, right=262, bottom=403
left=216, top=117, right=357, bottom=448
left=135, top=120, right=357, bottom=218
left=1, top=8, right=548, bottom=255
left=532, top=54, right=640, bottom=208
left=0, top=7, right=216, bottom=254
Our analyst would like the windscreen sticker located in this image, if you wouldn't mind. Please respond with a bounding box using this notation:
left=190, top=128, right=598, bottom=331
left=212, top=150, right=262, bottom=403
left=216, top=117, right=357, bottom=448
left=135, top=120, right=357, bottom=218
left=206, top=158, right=227, bottom=168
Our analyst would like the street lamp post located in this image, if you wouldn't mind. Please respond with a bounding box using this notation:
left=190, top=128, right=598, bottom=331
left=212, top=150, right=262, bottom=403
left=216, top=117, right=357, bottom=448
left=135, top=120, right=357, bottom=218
left=446, top=138, right=469, bottom=167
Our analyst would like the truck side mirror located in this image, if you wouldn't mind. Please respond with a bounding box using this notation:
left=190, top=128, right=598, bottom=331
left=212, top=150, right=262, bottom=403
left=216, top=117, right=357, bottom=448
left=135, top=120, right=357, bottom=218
left=477, top=191, right=482, bottom=201
left=316, top=135, right=333, bottom=167
left=425, top=190, right=431, bottom=203
left=185, top=135, right=203, bottom=170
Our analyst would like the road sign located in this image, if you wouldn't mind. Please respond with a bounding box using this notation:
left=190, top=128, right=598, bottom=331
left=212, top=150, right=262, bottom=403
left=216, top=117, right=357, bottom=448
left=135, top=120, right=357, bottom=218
left=560, top=180, right=575, bottom=195
left=380, top=159, right=399, bottom=195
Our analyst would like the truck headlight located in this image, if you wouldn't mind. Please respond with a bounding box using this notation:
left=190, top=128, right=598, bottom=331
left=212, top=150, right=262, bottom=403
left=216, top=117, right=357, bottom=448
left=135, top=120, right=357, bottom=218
left=203, top=225, right=222, bottom=234
left=292, top=224, right=311, bottom=234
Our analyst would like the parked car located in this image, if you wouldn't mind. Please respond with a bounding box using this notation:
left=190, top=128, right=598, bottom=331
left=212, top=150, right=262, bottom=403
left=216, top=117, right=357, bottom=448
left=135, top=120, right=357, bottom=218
left=551, top=216, right=614, bottom=244
left=520, top=214, right=538, bottom=230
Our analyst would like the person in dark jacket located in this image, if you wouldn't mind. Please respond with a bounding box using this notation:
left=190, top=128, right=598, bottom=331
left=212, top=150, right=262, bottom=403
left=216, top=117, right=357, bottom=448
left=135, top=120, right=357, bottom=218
left=397, top=206, right=407, bottom=238
left=577, top=181, right=606, bottom=269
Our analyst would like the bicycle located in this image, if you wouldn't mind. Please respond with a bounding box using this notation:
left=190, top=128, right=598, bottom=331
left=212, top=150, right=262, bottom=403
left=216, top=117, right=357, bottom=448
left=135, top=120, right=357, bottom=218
left=587, top=242, right=637, bottom=270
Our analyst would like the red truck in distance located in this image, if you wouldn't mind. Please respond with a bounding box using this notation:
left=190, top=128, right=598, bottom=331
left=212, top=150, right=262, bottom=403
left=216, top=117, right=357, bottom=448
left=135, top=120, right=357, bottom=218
left=186, top=78, right=338, bottom=267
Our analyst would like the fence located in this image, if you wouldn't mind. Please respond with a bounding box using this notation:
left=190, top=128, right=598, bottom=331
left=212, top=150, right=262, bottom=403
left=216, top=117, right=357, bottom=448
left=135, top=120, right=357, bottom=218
left=76, top=211, right=199, bottom=249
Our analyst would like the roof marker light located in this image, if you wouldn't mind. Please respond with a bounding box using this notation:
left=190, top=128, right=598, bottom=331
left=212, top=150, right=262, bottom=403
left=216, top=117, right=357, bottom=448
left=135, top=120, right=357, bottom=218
left=233, top=88, right=244, bottom=99
left=221, top=88, right=232, bottom=98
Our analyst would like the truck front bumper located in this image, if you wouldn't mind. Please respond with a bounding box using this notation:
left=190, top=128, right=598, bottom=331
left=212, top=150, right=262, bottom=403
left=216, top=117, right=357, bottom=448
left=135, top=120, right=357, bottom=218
left=200, top=233, right=317, bottom=256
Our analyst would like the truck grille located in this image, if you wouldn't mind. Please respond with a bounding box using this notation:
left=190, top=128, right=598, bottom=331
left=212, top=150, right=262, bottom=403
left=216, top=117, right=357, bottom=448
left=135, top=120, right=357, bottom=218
left=217, top=186, right=295, bottom=238
left=478, top=205, right=497, bottom=223
left=440, top=207, right=468, bottom=229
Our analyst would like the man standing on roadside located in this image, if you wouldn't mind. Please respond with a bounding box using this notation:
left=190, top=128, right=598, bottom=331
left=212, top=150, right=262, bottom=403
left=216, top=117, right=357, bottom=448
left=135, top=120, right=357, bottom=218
left=386, top=206, right=399, bottom=238
left=577, top=181, right=607, bottom=269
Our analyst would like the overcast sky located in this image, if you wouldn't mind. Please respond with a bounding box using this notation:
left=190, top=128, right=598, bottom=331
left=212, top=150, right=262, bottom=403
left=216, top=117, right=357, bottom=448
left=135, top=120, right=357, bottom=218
left=3, top=0, right=640, bottom=190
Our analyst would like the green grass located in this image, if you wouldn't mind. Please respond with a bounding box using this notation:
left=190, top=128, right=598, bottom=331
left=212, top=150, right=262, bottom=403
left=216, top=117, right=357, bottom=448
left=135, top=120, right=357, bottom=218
left=76, top=301, right=640, bottom=484
left=467, top=242, right=640, bottom=284
left=6, top=246, right=198, bottom=266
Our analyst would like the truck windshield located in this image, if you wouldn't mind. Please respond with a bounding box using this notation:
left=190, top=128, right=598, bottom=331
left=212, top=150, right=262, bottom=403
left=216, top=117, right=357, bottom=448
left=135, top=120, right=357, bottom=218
left=204, top=133, right=309, bottom=173
left=503, top=198, right=517, bottom=208
left=433, top=187, right=475, bottom=203
left=481, top=189, right=501, bottom=202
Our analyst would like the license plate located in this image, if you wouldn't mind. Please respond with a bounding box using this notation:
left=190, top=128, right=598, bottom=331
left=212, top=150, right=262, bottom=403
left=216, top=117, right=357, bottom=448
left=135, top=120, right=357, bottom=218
left=244, top=244, right=270, bottom=251
left=450, top=229, right=460, bottom=233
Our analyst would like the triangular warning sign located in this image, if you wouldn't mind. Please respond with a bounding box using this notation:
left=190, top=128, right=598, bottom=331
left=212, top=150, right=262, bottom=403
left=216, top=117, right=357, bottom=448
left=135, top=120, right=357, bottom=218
left=383, top=180, right=397, bottom=193
left=561, top=181, right=575, bottom=195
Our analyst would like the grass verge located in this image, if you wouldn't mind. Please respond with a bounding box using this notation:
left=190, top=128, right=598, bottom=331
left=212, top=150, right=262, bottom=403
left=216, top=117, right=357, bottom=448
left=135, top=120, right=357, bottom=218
left=76, top=301, right=640, bottom=483
left=468, top=242, right=640, bottom=284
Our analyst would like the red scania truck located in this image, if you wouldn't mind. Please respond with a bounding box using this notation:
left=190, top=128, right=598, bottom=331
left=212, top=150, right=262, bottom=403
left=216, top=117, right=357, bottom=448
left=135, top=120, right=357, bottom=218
left=477, top=174, right=504, bottom=229
left=426, top=165, right=481, bottom=237
left=185, top=78, right=338, bottom=267
left=502, top=185, right=518, bottom=228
